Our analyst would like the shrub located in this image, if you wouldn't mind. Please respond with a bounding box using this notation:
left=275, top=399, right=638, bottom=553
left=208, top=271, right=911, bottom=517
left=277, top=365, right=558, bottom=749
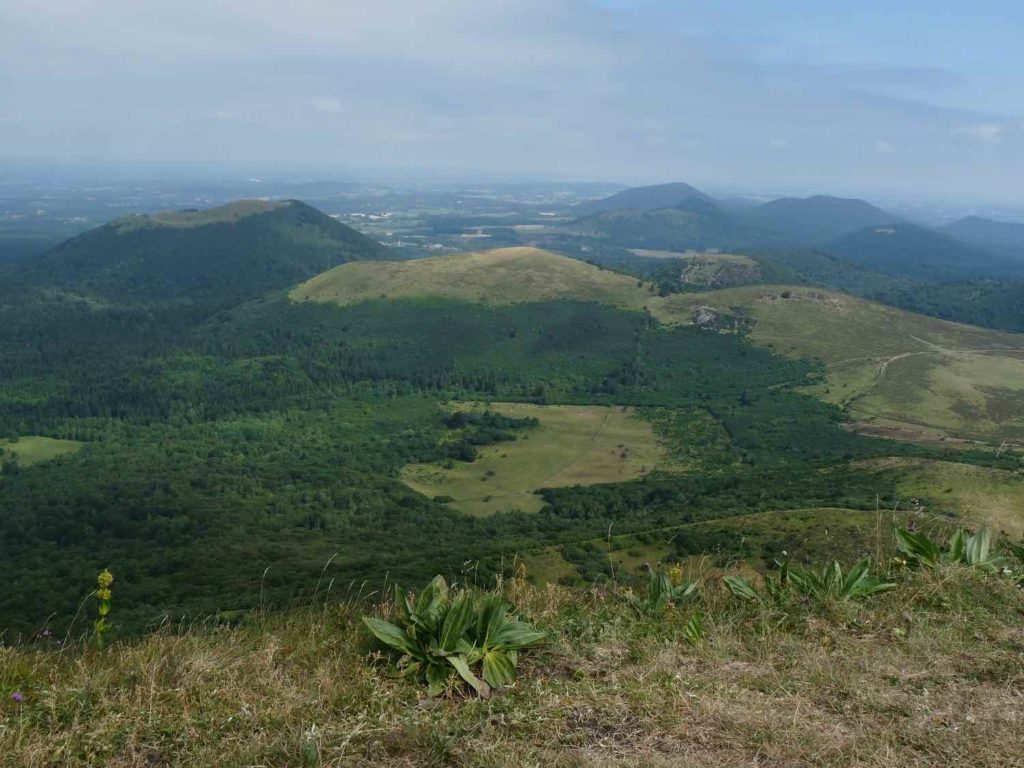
left=363, top=576, right=545, bottom=698
left=725, top=558, right=894, bottom=604
left=626, top=567, right=698, bottom=616
left=895, top=527, right=1006, bottom=573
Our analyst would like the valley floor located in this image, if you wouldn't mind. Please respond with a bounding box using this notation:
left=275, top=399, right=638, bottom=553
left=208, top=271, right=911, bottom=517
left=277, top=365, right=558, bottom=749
left=3, top=569, right=1021, bottom=767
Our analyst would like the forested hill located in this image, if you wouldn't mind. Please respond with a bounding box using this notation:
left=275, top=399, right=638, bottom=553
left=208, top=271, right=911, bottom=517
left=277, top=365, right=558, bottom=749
left=740, top=195, right=900, bottom=242
left=3, top=199, right=393, bottom=304
left=825, top=222, right=1024, bottom=282
left=943, top=215, right=1024, bottom=253
left=572, top=181, right=714, bottom=215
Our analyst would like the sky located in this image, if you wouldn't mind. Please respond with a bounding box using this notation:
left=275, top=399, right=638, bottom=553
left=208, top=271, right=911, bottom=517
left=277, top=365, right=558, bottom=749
left=1, top=0, right=1022, bottom=201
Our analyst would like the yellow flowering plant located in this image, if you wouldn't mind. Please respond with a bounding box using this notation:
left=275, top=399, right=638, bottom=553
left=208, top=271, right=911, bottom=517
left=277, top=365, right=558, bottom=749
left=94, top=569, right=113, bottom=649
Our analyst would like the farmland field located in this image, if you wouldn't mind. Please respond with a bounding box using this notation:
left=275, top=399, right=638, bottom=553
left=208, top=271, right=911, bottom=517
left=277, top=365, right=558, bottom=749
left=401, top=402, right=666, bottom=516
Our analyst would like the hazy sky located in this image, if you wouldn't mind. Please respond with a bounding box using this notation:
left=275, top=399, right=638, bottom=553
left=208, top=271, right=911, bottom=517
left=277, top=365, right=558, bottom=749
left=2, top=1, right=1021, bottom=200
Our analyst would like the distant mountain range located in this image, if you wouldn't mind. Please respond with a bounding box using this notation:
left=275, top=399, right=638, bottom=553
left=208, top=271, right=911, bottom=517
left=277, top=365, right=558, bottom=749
left=943, top=216, right=1024, bottom=253
left=570, top=183, right=1024, bottom=282
left=572, top=184, right=902, bottom=247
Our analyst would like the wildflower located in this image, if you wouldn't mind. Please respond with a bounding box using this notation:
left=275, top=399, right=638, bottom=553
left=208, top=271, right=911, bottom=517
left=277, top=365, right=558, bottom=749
left=95, top=569, right=114, bottom=649
left=11, top=692, right=24, bottom=703
left=98, top=569, right=114, bottom=589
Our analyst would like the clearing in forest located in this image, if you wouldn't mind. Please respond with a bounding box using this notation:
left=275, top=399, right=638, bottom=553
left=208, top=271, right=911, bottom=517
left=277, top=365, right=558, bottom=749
left=0, top=435, right=82, bottom=467
left=401, top=402, right=664, bottom=516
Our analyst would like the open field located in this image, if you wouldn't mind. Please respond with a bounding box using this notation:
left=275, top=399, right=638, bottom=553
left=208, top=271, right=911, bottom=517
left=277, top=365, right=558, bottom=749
left=291, top=247, right=651, bottom=308
left=0, top=436, right=82, bottom=467
left=650, top=285, right=1024, bottom=444
left=401, top=402, right=665, bottom=516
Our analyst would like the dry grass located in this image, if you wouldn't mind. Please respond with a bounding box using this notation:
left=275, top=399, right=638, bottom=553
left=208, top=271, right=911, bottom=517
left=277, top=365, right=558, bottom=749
left=2, top=566, right=1022, bottom=767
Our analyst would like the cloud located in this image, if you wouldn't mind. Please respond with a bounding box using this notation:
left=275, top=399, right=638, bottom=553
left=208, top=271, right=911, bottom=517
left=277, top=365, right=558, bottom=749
left=0, top=1, right=1021, bottom=199
left=955, top=123, right=1005, bottom=142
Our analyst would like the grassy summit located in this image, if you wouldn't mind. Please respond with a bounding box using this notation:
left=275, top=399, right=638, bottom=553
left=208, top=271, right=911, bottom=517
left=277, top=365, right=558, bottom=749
left=291, top=246, right=650, bottom=308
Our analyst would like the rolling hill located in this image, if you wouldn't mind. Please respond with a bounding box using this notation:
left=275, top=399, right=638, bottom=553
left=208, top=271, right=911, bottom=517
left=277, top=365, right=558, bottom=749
left=740, top=195, right=900, bottom=243
left=824, top=222, right=1022, bottom=282
left=291, top=246, right=651, bottom=308
left=4, top=211, right=1023, bottom=647
left=570, top=194, right=902, bottom=252
left=7, top=199, right=393, bottom=303
left=295, top=244, right=1024, bottom=446
left=652, top=284, right=1024, bottom=443
left=943, top=215, right=1024, bottom=255
left=572, top=181, right=714, bottom=216
left=569, top=198, right=761, bottom=252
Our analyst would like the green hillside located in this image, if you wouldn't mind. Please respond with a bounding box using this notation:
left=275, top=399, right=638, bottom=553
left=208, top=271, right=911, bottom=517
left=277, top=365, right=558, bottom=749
left=570, top=199, right=761, bottom=252
left=875, top=279, right=1024, bottom=334
left=652, top=285, right=1024, bottom=443
left=826, top=222, right=1023, bottom=282
left=291, top=246, right=650, bottom=308
left=740, top=195, right=900, bottom=242
left=7, top=199, right=393, bottom=303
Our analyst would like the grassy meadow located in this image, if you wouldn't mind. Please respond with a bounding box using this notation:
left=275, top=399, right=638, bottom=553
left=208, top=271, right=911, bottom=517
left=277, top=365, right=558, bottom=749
left=855, top=457, right=1024, bottom=538
left=401, top=403, right=665, bottom=516
left=0, top=436, right=82, bottom=467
